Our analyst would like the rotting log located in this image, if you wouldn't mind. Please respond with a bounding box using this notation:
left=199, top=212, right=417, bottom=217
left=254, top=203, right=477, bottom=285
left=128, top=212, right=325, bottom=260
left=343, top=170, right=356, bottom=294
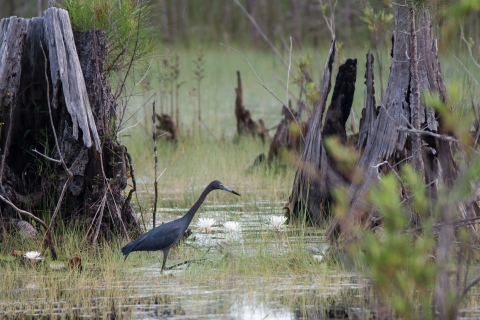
left=0, top=8, right=140, bottom=247
left=234, top=70, right=268, bottom=141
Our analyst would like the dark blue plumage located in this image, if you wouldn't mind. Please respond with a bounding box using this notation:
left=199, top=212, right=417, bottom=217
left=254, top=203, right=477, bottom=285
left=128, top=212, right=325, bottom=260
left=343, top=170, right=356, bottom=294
left=122, top=180, right=240, bottom=271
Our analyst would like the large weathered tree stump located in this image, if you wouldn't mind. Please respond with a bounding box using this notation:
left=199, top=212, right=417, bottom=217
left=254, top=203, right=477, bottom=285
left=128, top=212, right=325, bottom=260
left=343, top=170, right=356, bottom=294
left=326, top=7, right=461, bottom=243
left=0, top=8, right=140, bottom=246
left=286, top=46, right=357, bottom=225
left=286, top=40, right=336, bottom=224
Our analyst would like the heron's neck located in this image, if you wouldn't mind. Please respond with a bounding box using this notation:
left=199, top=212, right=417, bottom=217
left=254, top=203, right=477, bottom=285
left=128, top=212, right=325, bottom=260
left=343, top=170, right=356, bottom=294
left=182, top=186, right=213, bottom=225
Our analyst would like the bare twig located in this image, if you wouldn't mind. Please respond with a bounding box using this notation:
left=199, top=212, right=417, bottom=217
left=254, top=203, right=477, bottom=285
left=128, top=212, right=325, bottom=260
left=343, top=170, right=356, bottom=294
left=40, top=42, right=76, bottom=259
left=31, top=149, right=61, bottom=164
left=371, top=160, right=405, bottom=189
left=117, top=90, right=160, bottom=135
left=461, top=276, right=480, bottom=300
left=123, top=150, right=137, bottom=204
left=153, top=101, right=158, bottom=229
left=272, top=72, right=298, bottom=101
left=90, top=193, right=107, bottom=247
left=100, top=150, right=128, bottom=237
left=135, top=54, right=155, bottom=86
left=117, top=117, right=144, bottom=135
left=460, top=26, right=480, bottom=71
left=0, top=193, right=47, bottom=229
left=397, top=126, right=459, bottom=143
left=286, top=37, right=292, bottom=109
left=80, top=188, right=107, bottom=246
left=451, top=54, right=480, bottom=89
left=318, top=0, right=337, bottom=40
left=232, top=0, right=288, bottom=69
left=157, top=167, right=167, bottom=182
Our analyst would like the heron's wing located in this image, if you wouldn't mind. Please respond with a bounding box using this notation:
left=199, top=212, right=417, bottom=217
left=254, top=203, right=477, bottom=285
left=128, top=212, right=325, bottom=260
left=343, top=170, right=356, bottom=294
left=131, top=222, right=185, bottom=252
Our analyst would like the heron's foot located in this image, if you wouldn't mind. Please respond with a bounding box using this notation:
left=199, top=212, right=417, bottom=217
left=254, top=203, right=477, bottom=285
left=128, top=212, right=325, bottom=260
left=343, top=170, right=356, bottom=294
left=165, top=258, right=210, bottom=270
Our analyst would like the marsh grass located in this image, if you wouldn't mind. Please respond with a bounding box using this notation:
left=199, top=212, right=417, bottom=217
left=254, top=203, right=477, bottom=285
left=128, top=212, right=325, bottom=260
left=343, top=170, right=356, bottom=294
left=123, top=43, right=480, bottom=148
left=0, top=220, right=356, bottom=318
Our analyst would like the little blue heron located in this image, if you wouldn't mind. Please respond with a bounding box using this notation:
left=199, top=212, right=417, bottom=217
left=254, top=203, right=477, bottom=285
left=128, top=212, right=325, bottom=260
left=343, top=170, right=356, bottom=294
left=121, top=180, right=240, bottom=271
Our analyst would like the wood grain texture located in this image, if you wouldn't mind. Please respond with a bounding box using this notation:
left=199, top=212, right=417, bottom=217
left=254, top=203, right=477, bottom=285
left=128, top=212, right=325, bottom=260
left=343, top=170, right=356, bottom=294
left=43, top=8, right=101, bottom=152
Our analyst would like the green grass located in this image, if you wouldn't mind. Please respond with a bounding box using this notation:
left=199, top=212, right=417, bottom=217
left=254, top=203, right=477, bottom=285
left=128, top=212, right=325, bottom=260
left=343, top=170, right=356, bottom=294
left=119, top=42, right=480, bottom=146
left=0, top=221, right=353, bottom=317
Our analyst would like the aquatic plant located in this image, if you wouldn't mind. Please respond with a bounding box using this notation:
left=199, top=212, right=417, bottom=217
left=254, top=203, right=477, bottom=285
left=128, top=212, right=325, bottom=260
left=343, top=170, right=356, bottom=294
left=267, top=215, right=287, bottom=231
left=23, top=251, right=42, bottom=260
left=224, top=221, right=242, bottom=241
left=195, top=217, right=216, bottom=233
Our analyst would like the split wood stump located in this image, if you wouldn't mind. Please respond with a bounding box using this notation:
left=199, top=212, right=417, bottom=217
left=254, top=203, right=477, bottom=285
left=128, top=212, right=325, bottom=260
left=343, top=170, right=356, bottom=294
left=284, top=7, right=473, bottom=248
left=286, top=40, right=358, bottom=225
left=0, top=8, right=140, bottom=249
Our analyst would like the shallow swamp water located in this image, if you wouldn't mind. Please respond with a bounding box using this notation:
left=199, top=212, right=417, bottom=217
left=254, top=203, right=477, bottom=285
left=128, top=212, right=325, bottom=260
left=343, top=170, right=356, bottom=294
left=2, top=183, right=480, bottom=319
left=0, top=181, right=370, bottom=319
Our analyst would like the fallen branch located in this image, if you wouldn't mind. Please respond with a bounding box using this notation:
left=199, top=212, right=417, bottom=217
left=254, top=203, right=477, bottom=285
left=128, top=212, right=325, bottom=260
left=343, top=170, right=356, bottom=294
left=165, top=258, right=209, bottom=270
left=0, top=193, right=47, bottom=229
left=397, top=126, right=459, bottom=143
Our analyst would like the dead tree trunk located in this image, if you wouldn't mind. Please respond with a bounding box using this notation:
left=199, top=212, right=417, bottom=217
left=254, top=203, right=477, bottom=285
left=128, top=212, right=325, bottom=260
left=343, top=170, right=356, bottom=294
left=326, top=7, right=459, bottom=243
left=286, top=40, right=354, bottom=224
left=286, top=53, right=357, bottom=225
left=0, top=8, right=140, bottom=246
left=356, top=51, right=377, bottom=151
left=267, top=100, right=309, bottom=164
left=234, top=71, right=268, bottom=141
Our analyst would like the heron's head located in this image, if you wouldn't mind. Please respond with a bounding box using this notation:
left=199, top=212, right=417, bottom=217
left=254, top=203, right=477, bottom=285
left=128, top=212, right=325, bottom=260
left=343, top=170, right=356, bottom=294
left=211, top=180, right=241, bottom=196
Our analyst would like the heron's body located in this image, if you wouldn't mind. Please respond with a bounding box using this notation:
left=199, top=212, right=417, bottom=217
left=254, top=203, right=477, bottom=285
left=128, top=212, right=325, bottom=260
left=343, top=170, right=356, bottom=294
left=121, top=180, right=240, bottom=271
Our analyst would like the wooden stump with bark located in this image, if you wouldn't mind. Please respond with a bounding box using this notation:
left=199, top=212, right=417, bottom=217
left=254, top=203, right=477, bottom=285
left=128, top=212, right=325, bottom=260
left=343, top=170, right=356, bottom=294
left=267, top=101, right=309, bottom=164
left=286, top=40, right=359, bottom=225
left=0, top=8, right=140, bottom=249
left=325, top=7, right=460, bottom=243
left=235, top=71, right=268, bottom=141
left=156, top=113, right=178, bottom=143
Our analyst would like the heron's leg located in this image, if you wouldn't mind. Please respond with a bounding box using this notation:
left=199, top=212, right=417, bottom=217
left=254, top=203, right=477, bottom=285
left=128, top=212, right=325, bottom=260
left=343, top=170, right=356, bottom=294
left=161, top=249, right=169, bottom=272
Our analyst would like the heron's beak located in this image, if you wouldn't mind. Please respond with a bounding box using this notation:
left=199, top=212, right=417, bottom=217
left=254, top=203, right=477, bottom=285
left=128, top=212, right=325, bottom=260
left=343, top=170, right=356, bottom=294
left=220, top=184, right=241, bottom=196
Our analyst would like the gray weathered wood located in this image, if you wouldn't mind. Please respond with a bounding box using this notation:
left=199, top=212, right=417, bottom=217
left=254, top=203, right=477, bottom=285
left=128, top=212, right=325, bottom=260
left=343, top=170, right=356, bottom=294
left=0, top=9, right=140, bottom=242
left=326, top=7, right=459, bottom=243
left=43, top=8, right=101, bottom=152
left=356, top=51, right=377, bottom=150
left=286, top=40, right=335, bottom=222
left=0, top=17, right=29, bottom=182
